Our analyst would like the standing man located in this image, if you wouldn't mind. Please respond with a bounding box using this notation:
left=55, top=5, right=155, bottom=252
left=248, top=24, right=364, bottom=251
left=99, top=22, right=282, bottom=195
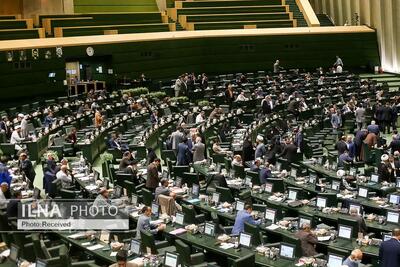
left=170, top=127, right=183, bottom=154
left=192, top=136, right=205, bottom=163
left=254, top=135, right=266, bottom=159
left=379, top=228, right=400, bottom=267
left=146, top=158, right=161, bottom=191
left=19, top=153, right=35, bottom=189
left=273, top=60, right=281, bottom=73
left=355, top=104, right=366, bottom=130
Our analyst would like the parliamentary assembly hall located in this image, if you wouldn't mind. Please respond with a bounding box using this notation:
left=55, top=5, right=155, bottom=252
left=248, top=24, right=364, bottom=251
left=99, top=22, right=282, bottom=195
left=0, top=0, right=399, bottom=266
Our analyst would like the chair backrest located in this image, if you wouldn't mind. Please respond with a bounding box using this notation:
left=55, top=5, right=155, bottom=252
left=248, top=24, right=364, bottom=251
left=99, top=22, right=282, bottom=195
left=246, top=171, right=260, bottom=186
left=182, top=172, right=198, bottom=187
left=172, top=165, right=190, bottom=179
left=115, top=173, right=131, bottom=187
left=0, top=143, right=15, bottom=157
left=31, top=233, right=46, bottom=259
left=182, top=204, right=196, bottom=224
left=123, top=180, right=134, bottom=196
left=158, top=194, right=176, bottom=216
left=224, top=158, right=232, bottom=172
left=141, top=188, right=153, bottom=206
left=59, top=244, right=71, bottom=267
left=232, top=253, right=255, bottom=267
left=244, top=222, right=262, bottom=246
left=175, top=239, right=191, bottom=266
left=232, top=164, right=245, bottom=178
left=216, top=186, right=234, bottom=203
left=60, top=189, right=79, bottom=199
left=140, top=230, right=157, bottom=254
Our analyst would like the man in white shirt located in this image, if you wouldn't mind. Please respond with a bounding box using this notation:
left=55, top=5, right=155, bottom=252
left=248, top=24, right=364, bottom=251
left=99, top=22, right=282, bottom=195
left=10, top=126, right=25, bottom=151
left=236, top=91, right=249, bottom=102
left=195, top=111, right=205, bottom=124
left=56, top=165, right=72, bottom=188
left=0, top=182, right=9, bottom=210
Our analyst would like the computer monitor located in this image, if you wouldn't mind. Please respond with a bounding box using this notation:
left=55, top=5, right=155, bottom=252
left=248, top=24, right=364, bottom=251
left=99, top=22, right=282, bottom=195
left=151, top=203, right=159, bottom=216
left=33, top=187, right=41, bottom=199
left=239, top=232, right=252, bottom=248
left=316, top=196, right=327, bottom=208
left=287, top=188, right=299, bottom=201
left=266, top=178, right=284, bottom=193
left=317, top=193, right=337, bottom=207
left=100, top=230, right=110, bottom=243
left=36, top=259, right=48, bottom=267
left=265, top=208, right=276, bottom=223
left=383, top=233, right=392, bottom=241
left=331, top=180, right=341, bottom=191
left=235, top=201, right=245, bottom=211
left=175, top=212, right=184, bottom=225
left=370, top=174, right=379, bottom=183
left=162, top=170, right=169, bottom=179
left=175, top=177, right=182, bottom=188
left=396, top=178, right=400, bottom=188
left=358, top=187, right=368, bottom=198
left=93, top=170, right=100, bottom=181
left=276, top=162, right=282, bottom=172
left=389, top=194, right=400, bottom=205
left=349, top=168, right=357, bottom=176
left=327, top=253, right=344, bottom=267
left=290, top=168, right=297, bottom=178
left=9, top=244, right=19, bottom=262
left=309, top=173, right=317, bottom=184
left=130, top=239, right=141, bottom=256
left=192, top=184, right=199, bottom=197
left=264, top=182, right=273, bottom=193
left=114, top=185, right=123, bottom=198
left=279, top=243, right=295, bottom=260
left=338, top=225, right=352, bottom=240
left=299, top=217, right=312, bottom=228
left=204, top=222, right=215, bottom=237
left=212, top=192, right=220, bottom=204
left=386, top=211, right=399, bottom=224
left=349, top=203, right=362, bottom=215
left=104, top=179, right=109, bottom=189
left=131, top=194, right=138, bottom=206
left=164, top=252, right=179, bottom=267
left=216, top=186, right=234, bottom=203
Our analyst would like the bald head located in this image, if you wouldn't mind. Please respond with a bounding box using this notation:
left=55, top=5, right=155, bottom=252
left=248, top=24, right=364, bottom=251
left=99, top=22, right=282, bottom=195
left=350, top=249, right=363, bottom=260
left=61, top=165, right=68, bottom=172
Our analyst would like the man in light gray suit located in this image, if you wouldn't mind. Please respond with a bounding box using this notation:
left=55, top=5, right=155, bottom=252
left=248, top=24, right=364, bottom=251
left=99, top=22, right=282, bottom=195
left=192, top=136, right=206, bottom=163
left=136, top=206, right=166, bottom=239
left=93, top=188, right=110, bottom=207
left=170, top=127, right=184, bottom=153
left=355, top=104, right=366, bottom=130
left=255, top=135, right=266, bottom=159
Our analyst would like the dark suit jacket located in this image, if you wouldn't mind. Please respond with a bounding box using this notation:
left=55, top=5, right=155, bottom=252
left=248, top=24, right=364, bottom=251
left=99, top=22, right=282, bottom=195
left=177, top=143, right=190, bottom=165
left=295, top=230, right=318, bottom=257
left=335, top=140, right=348, bottom=155
left=20, top=159, right=36, bottom=182
left=280, top=144, right=298, bottom=163
left=379, top=238, right=400, bottom=267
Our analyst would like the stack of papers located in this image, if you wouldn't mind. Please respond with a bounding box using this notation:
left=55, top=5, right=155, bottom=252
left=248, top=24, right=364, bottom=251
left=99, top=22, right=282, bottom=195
left=266, top=224, right=280, bottom=230
left=68, top=232, right=86, bottom=239
left=169, top=228, right=187, bottom=235
left=317, top=236, right=331, bottom=241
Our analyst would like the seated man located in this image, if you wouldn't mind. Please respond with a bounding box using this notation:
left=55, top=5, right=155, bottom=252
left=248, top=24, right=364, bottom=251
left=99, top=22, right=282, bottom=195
left=342, top=249, right=363, bottom=267
left=250, top=158, right=261, bottom=172
left=55, top=165, right=72, bottom=188
left=349, top=207, right=367, bottom=235
left=259, top=163, right=272, bottom=184
left=232, top=204, right=261, bottom=235
left=294, top=223, right=318, bottom=257
left=7, top=191, right=21, bottom=218
left=338, top=150, right=353, bottom=167
left=93, top=188, right=110, bottom=208
left=109, top=250, right=136, bottom=267
left=135, top=206, right=166, bottom=239
left=155, top=178, right=171, bottom=200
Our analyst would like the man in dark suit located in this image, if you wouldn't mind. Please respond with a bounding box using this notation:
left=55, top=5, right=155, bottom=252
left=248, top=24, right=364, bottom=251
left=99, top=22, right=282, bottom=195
left=354, top=129, right=368, bottom=161
left=367, top=121, right=380, bottom=135
left=382, top=103, right=392, bottom=134
left=19, top=153, right=36, bottom=189
left=176, top=137, right=191, bottom=166
left=379, top=228, right=400, bottom=267
left=335, top=136, right=348, bottom=155
left=388, top=135, right=400, bottom=154
left=279, top=139, right=298, bottom=164
left=295, top=223, right=318, bottom=257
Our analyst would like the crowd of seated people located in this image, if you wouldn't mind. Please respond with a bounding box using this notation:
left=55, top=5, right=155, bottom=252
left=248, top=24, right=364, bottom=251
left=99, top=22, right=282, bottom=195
left=1, top=60, right=400, bottom=267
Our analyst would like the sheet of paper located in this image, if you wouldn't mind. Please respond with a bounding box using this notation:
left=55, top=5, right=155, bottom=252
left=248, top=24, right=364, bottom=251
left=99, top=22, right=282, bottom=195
left=266, top=224, right=280, bottom=230
left=110, top=251, right=117, bottom=257
left=68, top=232, right=86, bottom=239
left=87, top=244, right=104, bottom=251
left=81, top=242, right=91, bottom=246
left=220, top=243, right=235, bottom=250
left=317, top=236, right=332, bottom=241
